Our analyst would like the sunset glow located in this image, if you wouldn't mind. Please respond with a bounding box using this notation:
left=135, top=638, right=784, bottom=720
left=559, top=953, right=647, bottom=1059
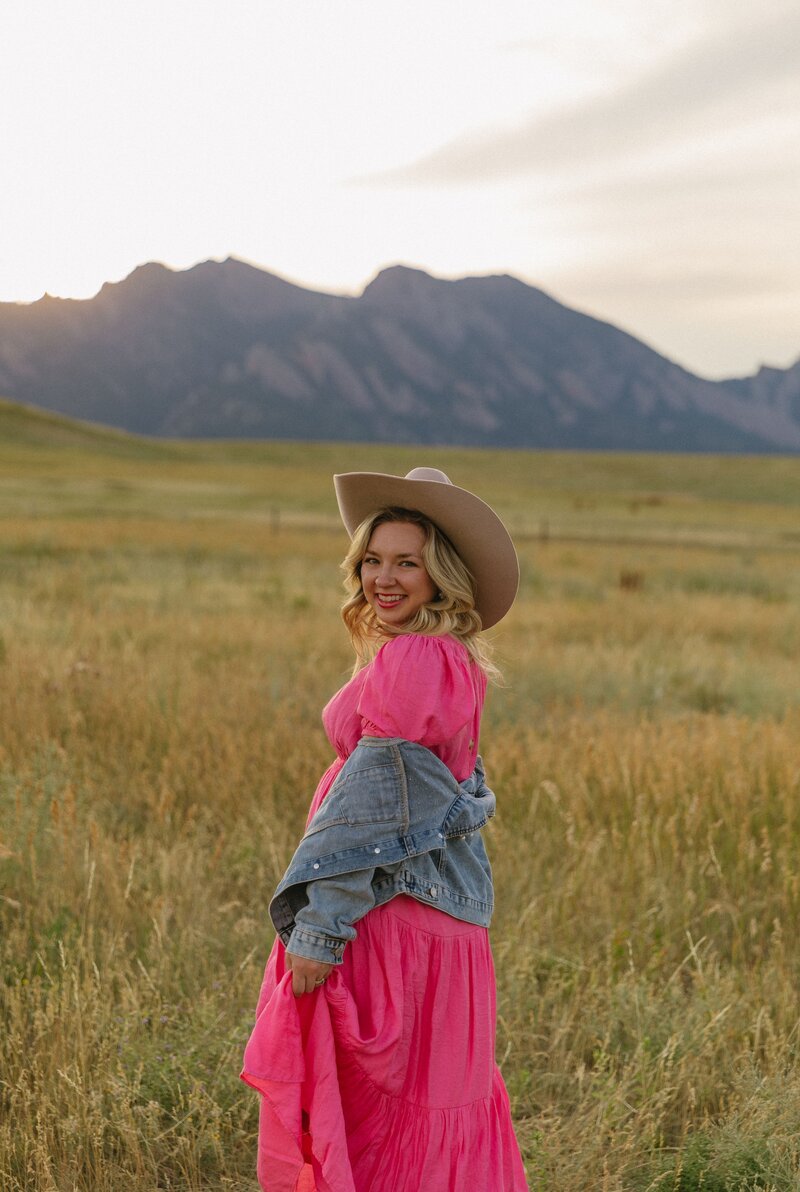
left=1, top=0, right=798, bottom=377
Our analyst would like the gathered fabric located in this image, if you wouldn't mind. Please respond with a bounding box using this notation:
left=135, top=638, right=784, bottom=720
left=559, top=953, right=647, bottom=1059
left=242, top=896, right=527, bottom=1191
left=241, top=634, right=528, bottom=1191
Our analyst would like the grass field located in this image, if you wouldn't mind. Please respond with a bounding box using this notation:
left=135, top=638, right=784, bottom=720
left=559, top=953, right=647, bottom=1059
left=2, top=398, right=800, bottom=1190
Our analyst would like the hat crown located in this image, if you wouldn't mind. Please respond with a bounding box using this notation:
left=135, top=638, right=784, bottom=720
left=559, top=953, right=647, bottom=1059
left=404, top=467, right=451, bottom=485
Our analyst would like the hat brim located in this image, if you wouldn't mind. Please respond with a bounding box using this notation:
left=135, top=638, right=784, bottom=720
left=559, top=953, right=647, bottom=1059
left=333, top=471, right=519, bottom=630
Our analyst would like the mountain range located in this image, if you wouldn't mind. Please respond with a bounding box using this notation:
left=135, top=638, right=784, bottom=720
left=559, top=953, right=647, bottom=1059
left=1, top=257, right=798, bottom=452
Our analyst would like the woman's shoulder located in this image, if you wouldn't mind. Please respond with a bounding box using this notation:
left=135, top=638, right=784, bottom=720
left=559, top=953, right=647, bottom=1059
left=376, top=632, right=470, bottom=665
left=360, top=633, right=479, bottom=740
left=372, top=634, right=475, bottom=691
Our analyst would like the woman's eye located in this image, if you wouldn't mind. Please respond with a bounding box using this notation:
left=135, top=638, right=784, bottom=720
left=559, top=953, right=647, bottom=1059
left=362, top=557, right=417, bottom=566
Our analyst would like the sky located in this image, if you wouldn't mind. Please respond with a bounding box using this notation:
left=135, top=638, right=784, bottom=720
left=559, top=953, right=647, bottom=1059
left=1, top=0, right=798, bottom=379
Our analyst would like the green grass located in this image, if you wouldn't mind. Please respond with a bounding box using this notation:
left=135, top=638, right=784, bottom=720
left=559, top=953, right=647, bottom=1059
left=4, top=395, right=800, bottom=537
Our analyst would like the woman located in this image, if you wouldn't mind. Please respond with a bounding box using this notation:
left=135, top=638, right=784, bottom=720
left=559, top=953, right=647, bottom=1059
left=241, top=467, right=528, bottom=1192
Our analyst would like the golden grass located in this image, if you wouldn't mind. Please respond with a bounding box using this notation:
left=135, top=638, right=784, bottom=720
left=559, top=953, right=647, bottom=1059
left=2, top=428, right=800, bottom=1189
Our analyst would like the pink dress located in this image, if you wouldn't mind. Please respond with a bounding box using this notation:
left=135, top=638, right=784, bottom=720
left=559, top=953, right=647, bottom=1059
left=241, top=634, right=528, bottom=1192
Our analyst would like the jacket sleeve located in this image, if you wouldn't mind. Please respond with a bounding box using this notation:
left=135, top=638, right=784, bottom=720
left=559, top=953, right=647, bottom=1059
left=286, top=867, right=388, bottom=964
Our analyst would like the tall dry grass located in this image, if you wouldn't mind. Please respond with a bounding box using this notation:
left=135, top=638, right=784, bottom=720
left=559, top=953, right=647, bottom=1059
left=2, top=433, right=800, bottom=1189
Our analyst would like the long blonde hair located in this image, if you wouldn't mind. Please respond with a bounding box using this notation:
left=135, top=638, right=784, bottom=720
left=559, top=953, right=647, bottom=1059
left=340, top=506, right=499, bottom=679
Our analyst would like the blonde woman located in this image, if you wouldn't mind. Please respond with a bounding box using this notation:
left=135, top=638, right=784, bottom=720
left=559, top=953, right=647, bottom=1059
left=242, top=468, right=528, bottom=1191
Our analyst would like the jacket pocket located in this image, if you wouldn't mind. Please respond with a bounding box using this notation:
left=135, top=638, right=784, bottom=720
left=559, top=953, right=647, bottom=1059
left=332, top=760, right=405, bottom=826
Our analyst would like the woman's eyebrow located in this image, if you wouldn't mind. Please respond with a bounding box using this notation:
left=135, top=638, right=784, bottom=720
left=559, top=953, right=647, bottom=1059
left=364, top=551, right=420, bottom=559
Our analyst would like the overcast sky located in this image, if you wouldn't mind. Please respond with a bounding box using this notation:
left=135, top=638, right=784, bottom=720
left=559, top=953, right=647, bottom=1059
left=1, top=0, right=798, bottom=378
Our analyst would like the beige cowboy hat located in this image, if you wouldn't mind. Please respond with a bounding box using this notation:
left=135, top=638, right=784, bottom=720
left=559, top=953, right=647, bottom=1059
left=333, top=467, right=519, bottom=629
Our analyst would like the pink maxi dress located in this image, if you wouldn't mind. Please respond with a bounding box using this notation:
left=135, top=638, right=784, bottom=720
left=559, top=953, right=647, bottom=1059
left=241, top=633, right=528, bottom=1192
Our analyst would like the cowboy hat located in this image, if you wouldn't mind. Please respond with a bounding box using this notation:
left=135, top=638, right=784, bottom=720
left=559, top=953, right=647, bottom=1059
left=333, top=467, right=519, bottom=629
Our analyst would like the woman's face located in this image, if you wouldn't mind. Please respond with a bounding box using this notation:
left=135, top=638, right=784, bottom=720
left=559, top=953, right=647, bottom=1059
left=361, top=521, right=438, bottom=627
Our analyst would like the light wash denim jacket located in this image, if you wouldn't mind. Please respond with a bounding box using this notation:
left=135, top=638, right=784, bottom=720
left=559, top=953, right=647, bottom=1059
left=269, top=736, right=496, bottom=965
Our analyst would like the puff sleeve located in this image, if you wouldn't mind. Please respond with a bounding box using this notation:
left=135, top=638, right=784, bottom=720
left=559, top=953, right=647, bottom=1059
left=357, top=634, right=474, bottom=748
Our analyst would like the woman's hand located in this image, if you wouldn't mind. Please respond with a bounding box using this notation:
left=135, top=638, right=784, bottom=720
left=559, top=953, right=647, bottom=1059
left=285, top=952, right=334, bottom=997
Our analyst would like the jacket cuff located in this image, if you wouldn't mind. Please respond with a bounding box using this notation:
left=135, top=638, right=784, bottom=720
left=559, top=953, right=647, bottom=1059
left=286, top=926, right=347, bottom=966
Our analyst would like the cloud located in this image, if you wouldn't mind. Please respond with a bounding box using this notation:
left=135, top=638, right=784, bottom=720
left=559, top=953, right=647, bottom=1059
left=547, top=258, right=800, bottom=378
left=556, top=266, right=798, bottom=306
left=360, top=6, right=800, bottom=186
left=545, top=146, right=800, bottom=239
left=536, top=140, right=800, bottom=358
left=343, top=1, right=800, bottom=378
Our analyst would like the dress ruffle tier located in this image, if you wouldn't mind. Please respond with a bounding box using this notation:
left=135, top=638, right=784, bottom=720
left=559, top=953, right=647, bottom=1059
left=242, top=896, right=528, bottom=1191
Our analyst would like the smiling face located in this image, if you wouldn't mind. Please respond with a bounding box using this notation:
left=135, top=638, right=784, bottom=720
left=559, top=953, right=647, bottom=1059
left=360, top=520, right=438, bottom=627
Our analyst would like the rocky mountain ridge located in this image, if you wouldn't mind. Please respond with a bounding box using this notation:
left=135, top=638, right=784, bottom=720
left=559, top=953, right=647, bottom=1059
left=0, top=257, right=798, bottom=451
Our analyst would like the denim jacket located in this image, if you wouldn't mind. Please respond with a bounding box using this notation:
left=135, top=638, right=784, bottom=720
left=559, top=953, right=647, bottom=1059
left=269, top=737, right=496, bottom=965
